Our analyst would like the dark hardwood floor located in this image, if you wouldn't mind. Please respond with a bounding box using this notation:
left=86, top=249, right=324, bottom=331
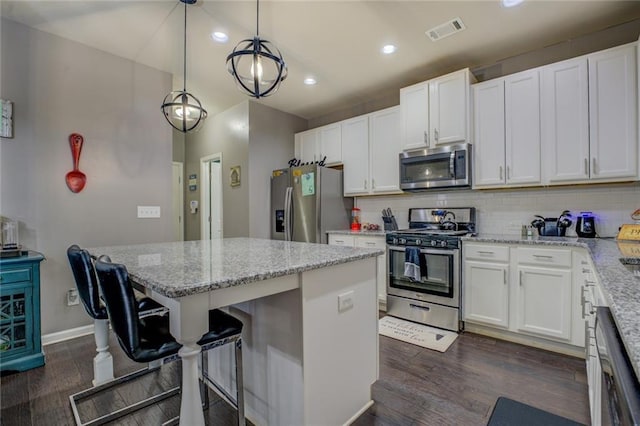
left=1, top=325, right=589, bottom=425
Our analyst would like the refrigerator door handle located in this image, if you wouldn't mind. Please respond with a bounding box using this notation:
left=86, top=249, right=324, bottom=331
left=284, top=186, right=293, bottom=241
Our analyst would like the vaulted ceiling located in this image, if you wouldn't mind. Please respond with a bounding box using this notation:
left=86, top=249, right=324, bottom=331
left=3, top=1, right=640, bottom=120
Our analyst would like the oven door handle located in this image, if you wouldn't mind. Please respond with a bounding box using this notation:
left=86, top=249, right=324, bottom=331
left=387, top=245, right=457, bottom=254
left=409, top=303, right=431, bottom=312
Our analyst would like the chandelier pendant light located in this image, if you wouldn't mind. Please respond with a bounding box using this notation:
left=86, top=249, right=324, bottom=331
left=226, top=0, right=287, bottom=98
left=161, top=0, right=207, bottom=133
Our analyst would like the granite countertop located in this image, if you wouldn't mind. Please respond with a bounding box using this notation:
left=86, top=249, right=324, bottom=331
left=88, top=238, right=383, bottom=298
left=327, top=229, right=388, bottom=236
left=463, top=234, right=640, bottom=379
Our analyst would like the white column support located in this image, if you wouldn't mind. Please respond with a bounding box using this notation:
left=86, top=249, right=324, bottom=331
left=92, top=318, right=114, bottom=386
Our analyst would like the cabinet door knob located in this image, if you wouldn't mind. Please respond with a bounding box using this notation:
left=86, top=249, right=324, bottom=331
left=584, top=158, right=588, bottom=175
left=434, top=128, right=439, bottom=142
left=499, top=166, right=503, bottom=180
left=372, top=179, right=376, bottom=189
left=503, top=269, right=507, bottom=284
left=592, top=158, right=597, bottom=175
left=364, top=180, right=368, bottom=190
left=519, top=271, right=523, bottom=286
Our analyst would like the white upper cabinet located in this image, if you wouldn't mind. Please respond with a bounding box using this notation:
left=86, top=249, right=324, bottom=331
left=318, top=123, right=342, bottom=165
left=369, top=106, right=401, bottom=194
left=504, top=69, right=541, bottom=186
left=342, top=115, right=370, bottom=195
left=400, top=68, right=474, bottom=151
left=473, top=79, right=506, bottom=187
left=473, top=68, right=541, bottom=188
left=400, top=81, right=429, bottom=150
left=541, top=57, right=590, bottom=184
left=588, top=43, right=638, bottom=181
left=295, top=129, right=318, bottom=164
left=295, top=123, right=342, bottom=166
left=342, top=107, right=402, bottom=196
left=429, top=69, right=472, bottom=146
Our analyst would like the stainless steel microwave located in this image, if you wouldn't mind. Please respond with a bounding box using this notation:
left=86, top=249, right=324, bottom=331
left=399, top=143, right=471, bottom=191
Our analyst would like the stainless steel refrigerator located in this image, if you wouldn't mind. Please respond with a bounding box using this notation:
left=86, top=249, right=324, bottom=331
left=271, top=165, right=353, bottom=244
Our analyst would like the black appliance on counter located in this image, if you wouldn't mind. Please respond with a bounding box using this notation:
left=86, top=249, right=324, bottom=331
left=385, top=207, right=476, bottom=332
left=576, top=212, right=597, bottom=238
left=531, top=211, right=572, bottom=237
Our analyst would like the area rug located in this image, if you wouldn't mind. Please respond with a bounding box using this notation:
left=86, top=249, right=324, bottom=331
left=487, top=397, right=586, bottom=426
left=378, top=316, right=458, bottom=352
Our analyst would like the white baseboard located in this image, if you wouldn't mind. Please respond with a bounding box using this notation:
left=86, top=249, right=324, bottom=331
left=42, top=324, right=94, bottom=346
left=344, top=400, right=374, bottom=425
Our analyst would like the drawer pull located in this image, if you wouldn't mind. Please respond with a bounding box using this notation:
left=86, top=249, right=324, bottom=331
left=478, top=251, right=495, bottom=255
left=503, top=270, right=507, bottom=284
left=365, top=242, right=376, bottom=246
left=584, top=280, right=596, bottom=287
left=582, top=268, right=591, bottom=274
left=409, top=303, right=431, bottom=312
left=519, top=271, right=523, bottom=286
left=532, top=254, right=553, bottom=259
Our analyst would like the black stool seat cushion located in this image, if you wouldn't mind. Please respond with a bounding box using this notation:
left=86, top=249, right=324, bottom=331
left=136, top=295, right=165, bottom=313
left=198, top=309, right=243, bottom=346
left=136, top=314, right=182, bottom=362
left=487, top=397, right=585, bottom=426
left=68, top=245, right=108, bottom=320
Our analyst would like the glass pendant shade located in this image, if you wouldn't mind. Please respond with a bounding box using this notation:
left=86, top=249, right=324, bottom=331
left=161, top=90, right=207, bottom=132
left=227, top=37, right=287, bottom=98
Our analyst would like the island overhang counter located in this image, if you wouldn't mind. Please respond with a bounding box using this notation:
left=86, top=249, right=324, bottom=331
left=87, top=237, right=383, bottom=426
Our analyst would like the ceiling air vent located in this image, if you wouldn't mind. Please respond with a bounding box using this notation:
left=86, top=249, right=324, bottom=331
left=426, top=18, right=466, bottom=42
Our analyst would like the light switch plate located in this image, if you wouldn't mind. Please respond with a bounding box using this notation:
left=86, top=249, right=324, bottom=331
left=137, top=206, right=161, bottom=218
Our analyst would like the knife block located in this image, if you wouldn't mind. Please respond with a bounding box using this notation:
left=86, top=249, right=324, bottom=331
left=382, top=216, right=398, bottom=231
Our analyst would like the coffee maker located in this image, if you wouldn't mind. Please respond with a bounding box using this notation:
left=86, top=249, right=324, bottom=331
left=576, top=212, right=597, bottom=238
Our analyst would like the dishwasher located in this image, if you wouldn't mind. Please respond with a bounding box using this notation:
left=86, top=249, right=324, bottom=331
left=595, top=307, right=640, bottom=425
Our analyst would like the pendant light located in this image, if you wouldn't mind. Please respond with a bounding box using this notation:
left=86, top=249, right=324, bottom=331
left=161, top=0, right=207, bottom=133
left=226, top=0, right=287, bottom=98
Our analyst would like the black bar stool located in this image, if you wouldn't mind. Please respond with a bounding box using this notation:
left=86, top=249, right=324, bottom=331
left=92, top=257, right=245, bottom=425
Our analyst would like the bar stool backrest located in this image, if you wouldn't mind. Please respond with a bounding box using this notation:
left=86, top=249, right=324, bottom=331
left=67, top=245, right=108, bottom=320
left=94, top=258, right=141, bottom=360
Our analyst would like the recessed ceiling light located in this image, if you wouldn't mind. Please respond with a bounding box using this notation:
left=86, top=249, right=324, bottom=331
left=502, top=0, right=524, bottom=7
left=304, top=77, right=317, bottom=86
left=382, top=44, right=397, bottom=55
left=211, top=31, right=229, bottom=43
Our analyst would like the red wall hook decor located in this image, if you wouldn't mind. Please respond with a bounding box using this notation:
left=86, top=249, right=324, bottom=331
left=65, top=133, right=86, bottom=193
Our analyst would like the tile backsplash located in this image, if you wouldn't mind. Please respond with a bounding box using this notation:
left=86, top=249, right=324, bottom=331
left=355, top=183, right=640, bottom=238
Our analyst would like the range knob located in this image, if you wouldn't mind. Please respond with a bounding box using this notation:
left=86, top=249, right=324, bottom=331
left=399, top=238, right=406, bottom=245
left=415, top=239, right=422, bottom=245
left=431, top=240, right=437, bottom=247
left=440, top=240, right=447, bottom=247
left=392, top=238, right=398, bottom=245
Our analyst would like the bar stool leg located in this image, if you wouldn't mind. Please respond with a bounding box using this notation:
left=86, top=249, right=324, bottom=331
left=235, top=338, right=245, bottom=426
left=93, top=318, right=114, bottom=386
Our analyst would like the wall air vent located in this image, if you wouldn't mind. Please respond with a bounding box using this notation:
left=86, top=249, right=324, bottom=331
left=426, top=18, right=466, bottom=42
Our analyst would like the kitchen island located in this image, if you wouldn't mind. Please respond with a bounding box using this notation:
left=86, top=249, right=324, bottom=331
left=88, top=238, right=382, bottom=426
left=463, top=235, right=640, bottom=379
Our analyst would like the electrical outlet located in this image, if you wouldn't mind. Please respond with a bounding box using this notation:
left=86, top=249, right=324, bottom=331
left=137, top=206, right=161, bottom=218
left=67, top=288, right=79, bottom=306
left=338, top=290, right=354, bottom=313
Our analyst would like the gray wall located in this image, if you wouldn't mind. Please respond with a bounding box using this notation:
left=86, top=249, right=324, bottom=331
left=184, top=100, right=306, bottom=241
left=184, top=101, right=250, bottom=240
left=0, top=19, right=174, bottom=334
left=248, top=102, right=307, bottom=238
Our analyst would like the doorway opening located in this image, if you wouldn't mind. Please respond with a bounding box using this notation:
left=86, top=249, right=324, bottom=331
left=200, top=153, right=223, bottom=240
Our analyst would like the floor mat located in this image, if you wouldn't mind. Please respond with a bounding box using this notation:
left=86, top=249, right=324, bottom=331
left=487, top=397, right=586, bottom=426
left=378, top=316, right=457, bottom=352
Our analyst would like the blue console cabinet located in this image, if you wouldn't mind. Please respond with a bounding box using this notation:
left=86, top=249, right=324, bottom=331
left=0, top=252, right=45, bottom=372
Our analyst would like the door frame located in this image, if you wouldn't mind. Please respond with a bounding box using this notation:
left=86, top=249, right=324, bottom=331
left=200, top=153, right=223, bottom=240
left=172, top=161, right=184, bottom=241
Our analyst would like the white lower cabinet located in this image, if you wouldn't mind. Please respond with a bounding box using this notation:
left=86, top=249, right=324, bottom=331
left=328, top=234, right=387, bottom=309
left=463, top=242, right=577, bottom=345
left=464, top=260, right=510, bottom=328
left=515, top=264, right=572, bottom=340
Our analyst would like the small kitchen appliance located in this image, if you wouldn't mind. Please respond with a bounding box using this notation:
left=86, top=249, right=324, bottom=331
left=0, top=217, right=21, bottom=257
left=351, top=207, right=361, bottom=231
left=530, top=211, right=572, bottom=237
left=576, top=212, right=596, bottom=238
left=385, top=207, right=476, bottom=332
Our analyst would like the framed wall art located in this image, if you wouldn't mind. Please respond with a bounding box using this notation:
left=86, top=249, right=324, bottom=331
left=230, top=166, right=240, bottom=187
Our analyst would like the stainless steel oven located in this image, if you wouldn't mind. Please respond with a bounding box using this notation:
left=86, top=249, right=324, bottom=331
left=385, top=207, right=475, bottom=332
left=387, top=245, right=461, bottom=331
